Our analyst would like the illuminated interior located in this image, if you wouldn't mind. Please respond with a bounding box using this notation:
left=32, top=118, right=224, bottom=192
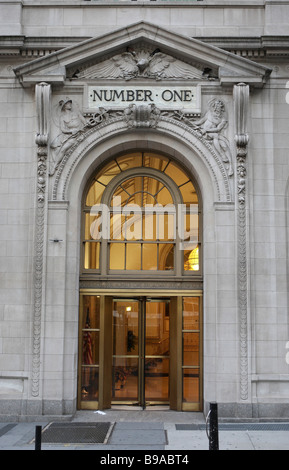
left=79, top=152, right=202, bottom=410
left=79, top=294, right=202, bottom=409
left=82, top=152, right=200, bottom=274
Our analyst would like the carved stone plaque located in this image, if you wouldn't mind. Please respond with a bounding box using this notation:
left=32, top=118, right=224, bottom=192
left=87, top=85, right=201, bottom=113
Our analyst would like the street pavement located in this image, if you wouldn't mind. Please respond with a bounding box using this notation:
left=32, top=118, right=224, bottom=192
left=0, top=408, right=289, bottom=451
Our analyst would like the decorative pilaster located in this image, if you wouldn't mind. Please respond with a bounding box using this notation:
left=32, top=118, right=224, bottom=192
left=32, top=82, right=51, bottom=397
left=234, top=83, right=250, bottom=401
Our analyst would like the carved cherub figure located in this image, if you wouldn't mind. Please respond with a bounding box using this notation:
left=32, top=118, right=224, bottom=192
left=49, top=98, right=87, bottom=175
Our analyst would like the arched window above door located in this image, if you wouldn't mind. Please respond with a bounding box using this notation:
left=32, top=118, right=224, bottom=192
left=82, top=151, right=201, bottom=276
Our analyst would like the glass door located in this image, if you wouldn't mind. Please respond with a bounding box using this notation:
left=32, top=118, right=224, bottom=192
left=78, top=292, right=203, bottom=411
left=144, top=299, right=169, bottom=405
left=112, top=298, right=170, bottom=407
left=112, top=299, right=140, bottom=404
left=78, top=295, right=101, bottom=405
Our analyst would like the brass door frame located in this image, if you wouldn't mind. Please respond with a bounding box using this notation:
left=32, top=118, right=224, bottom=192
left=112, top=296, right=170, bottom=409
left=182, top=295, right=203, bottom=412
left=139, top=298, right=146, bottom=408
left=78, top=290, right=203, bottom=411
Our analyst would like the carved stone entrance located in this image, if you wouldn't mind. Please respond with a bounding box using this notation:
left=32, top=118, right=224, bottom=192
left=13, top=21, right=271, bottom=417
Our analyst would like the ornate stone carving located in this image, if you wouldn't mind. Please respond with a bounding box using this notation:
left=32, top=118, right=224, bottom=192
left=194, top=99, right=233, bottom=176
left=37, top=155, right=47, bottom=203
left=49, top=99, right=164, bottom=177
left=49, top=96, right=233, bottom=204
left=124, top=103, right=161, bottom=128
left=234, top=83, right=250, bottom=402
left=73, top=47, right=205, bottom=81
left=33, top=82, right=51, bottom=397
left=35, top=82, right=51, bottom=149
left=49, top=98, right=87, bottom=176
left=52, top=113, right=233, bottom=205
left=167, top=98, right=233, bottom=176
left=86, top=107, right=111, bottom=127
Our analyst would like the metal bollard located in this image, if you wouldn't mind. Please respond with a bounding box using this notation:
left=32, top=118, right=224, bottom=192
left=206, top=402, right=219, bottom=450
left=35, top=425, right=42, bottom=450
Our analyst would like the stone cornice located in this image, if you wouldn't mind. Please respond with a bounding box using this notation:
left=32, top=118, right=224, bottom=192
left=11, top=22, right=271, bottom=87
left=9, top=0, right=268, bottom=6
left=2, top=35, right=289, bottom=60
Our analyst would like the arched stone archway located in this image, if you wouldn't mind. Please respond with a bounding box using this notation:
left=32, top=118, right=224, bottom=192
left=40, top=112, right=238, bottom=413
left=11, top=18, right=275, bottom=420
left=31, top=79, right=257, bottom=417
left=51, top=115, right=234, bottom=205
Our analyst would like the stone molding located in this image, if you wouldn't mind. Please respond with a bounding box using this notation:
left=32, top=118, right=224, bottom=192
left=2, top=36, right=288, bottom=61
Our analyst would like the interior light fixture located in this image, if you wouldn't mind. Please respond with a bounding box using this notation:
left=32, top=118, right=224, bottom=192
left=184, top=246, right=199, bottom=271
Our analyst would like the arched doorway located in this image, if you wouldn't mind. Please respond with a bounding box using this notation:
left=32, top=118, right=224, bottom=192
left=78, top=151, right=203, bottom=411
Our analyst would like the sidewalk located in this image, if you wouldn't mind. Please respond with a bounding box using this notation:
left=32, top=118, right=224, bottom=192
left=1, top=409, right=289, bottom=451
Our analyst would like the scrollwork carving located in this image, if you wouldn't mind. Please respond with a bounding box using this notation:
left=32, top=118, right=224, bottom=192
left=37, top=155, right=47, bottom=203
left=33, top=82, right=51, bottom=397
left=234, top=83, right=250, bottom=402
left=35, top=82, right=51, bottom=148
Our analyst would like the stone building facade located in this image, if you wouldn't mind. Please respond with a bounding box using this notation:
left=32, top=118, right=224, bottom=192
left=0, top=0, right=289, bottom=420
